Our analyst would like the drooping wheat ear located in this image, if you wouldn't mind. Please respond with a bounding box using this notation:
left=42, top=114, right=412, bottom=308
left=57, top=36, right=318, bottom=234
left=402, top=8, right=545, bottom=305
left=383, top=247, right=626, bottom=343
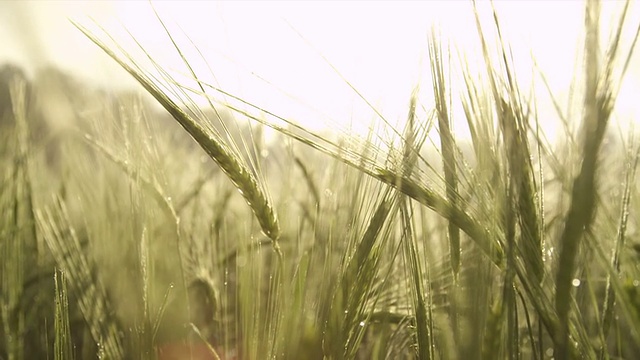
left=73, top=23, right=281, bottom=247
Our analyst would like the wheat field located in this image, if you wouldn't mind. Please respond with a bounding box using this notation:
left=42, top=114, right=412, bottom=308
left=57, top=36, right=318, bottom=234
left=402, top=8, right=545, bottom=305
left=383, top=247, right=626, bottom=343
left=1, top=1, right=640, bottom=359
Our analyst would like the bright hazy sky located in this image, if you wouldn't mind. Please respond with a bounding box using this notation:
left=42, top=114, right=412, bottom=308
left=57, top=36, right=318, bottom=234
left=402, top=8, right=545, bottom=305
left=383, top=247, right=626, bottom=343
left=1, top=1, right=639, bottom=141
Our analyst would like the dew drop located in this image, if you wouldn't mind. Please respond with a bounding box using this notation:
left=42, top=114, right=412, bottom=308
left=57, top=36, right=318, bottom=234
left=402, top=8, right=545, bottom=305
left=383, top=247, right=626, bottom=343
left=571, top=278, right=581, bottom=287
left=237, top=255, right=247, bottom=267
left=545, top=347, right=554, bottom=357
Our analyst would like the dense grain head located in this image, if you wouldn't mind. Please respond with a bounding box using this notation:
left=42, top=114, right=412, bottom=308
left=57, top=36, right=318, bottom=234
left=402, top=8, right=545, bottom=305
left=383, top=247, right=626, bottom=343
left=74, top=21, right=282, bottom=246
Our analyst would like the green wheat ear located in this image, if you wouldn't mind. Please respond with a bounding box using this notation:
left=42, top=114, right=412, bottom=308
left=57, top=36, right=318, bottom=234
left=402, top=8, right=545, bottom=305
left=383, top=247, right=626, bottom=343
left=73, top=21, right=281, bottom=247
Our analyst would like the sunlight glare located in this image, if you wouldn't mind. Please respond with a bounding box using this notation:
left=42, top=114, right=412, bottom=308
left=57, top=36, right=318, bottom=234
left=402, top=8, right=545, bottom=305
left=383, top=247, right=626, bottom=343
left=1, top=1, right=638, bottom=144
